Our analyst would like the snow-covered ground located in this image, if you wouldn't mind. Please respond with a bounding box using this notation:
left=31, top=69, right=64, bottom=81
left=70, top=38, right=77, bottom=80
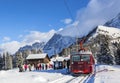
left=0, top=65, right=120, bottom=83
left=94, top=65, right=120, bottom=83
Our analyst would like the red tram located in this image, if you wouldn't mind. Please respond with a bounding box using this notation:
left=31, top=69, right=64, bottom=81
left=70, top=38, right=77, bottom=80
left=70, top=51, right=95, bottom=75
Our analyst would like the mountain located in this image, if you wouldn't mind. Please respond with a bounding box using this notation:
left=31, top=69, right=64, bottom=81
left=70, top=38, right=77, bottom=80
left=43, top=34, right=76, bottom=57
left=18, top=42, right=45, bottom=52
left=17, top=34, right=76, bottom=57
left=85, top=12, right=120, bottom=42
left=85, top=25, right=120, bottom=64
left=104, top=13, right=120, bottom=28
left=16, top=13, right=120, bottom=58
left=90, top=25, right=120, bottom=39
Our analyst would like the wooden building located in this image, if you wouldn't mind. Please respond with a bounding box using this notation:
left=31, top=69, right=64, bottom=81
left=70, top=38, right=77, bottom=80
left=26, top=53, right=50, bottom=65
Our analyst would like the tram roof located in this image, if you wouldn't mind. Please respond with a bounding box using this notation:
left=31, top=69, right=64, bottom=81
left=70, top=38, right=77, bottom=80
left=71, top=51, right=92, bottom=55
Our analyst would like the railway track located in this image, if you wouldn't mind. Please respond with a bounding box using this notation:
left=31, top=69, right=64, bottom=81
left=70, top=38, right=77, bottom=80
left=48, top=74, right=92, bottom=83
left=48, top=75, right=75, bottom=83
left=68, top=74, right=91, bottom=83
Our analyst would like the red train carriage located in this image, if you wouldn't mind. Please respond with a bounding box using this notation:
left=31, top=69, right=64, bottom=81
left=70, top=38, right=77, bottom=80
left=70, top=51, right=95, bottom=75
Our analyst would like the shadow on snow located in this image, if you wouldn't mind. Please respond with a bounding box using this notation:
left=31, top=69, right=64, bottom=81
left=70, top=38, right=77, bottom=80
left=32, top=68, right=70, bottom=75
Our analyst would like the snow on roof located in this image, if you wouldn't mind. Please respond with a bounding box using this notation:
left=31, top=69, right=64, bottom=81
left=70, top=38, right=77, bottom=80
left=71, top=51, right=92, bottom=55
left=79, top=51, right=92, bottom=54
left=64, top=55, right=70, bottom=61
left=51, top=57, right=65, bottom=62
left=26, top=53, right=48, bottom=60
left=50, top=55, right=70, bottom=62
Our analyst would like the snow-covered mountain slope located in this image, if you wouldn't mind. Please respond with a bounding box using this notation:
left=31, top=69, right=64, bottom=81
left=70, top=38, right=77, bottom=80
left=18, top=42, right=45, bottom=52
left=104, top=13, right=120, bottom=28
left=43, top=34, right=76, bottom=57
left=96, top=25, right=120, bottom=38
left=44, top=14, right=120, bottom=54
left=88, top=25, right=120, bottom=43
left=16, top=34, right=76, bottom=57
left=16, top=13, right=120, bottom=57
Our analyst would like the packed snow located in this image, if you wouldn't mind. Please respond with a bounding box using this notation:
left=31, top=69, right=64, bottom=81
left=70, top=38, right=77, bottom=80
left=0, top=65, right=120, bottom=83
left=94, top=65, right=120, bottom=83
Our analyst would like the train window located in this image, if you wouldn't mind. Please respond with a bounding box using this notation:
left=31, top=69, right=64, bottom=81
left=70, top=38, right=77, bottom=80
left=72, top=55, right=80, bottom=61
left=81, top=55, right=90, bottom=61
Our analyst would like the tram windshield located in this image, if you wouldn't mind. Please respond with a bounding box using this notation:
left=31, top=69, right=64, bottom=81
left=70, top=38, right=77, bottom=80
left=72, top=54, right=90, bottom=62
left=81, top=55, right=90, bottom=61
left=72, top=55, right=80, bottom=61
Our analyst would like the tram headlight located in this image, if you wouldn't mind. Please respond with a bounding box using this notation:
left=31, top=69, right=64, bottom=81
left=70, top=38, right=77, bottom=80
left=72, top=62, right=74, bottom=64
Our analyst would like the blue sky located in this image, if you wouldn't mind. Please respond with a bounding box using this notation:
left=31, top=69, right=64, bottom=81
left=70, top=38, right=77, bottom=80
left=0, top=0, right=89, bottom=42
left=1, top=0, right=120, bottom=54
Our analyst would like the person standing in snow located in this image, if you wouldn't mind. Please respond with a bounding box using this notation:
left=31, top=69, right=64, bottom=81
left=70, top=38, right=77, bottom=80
left=18, top=64, right=23, bottom=72
left=45, top=64, right=48, bottom=70
left=42, top=63, right=44, bottom=70
left=66, top=60, right=70, bottom=73
left=24, top=63, right=28, bottom=71
left=28, top=64, right=32, bottom=71
left=39, top=63, right=41, bottom=70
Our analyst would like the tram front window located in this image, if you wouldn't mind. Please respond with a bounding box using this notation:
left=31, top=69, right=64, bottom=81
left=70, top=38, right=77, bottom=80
left=81, top=55, right=90, bottom=61
left=72, top=55, right=80, bottom=61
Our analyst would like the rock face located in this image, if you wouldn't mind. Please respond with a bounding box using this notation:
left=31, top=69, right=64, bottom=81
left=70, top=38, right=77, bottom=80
left=104, top=13, right=120, bottom=28
left=43, top=34, right=76, bottom=57
left=18, top=42, right=45, bottom=52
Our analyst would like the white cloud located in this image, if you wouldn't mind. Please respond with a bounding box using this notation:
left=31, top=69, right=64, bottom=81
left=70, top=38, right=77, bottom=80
left=1, top=0, right=120, bottom=54
left=76, top=0, right=120, bottom=35
left=61, top=18, right=72, bottom=24
left=0, top=29, right=57, bottom=54
left=58, top=28, right=63, bottom=31
left=2, top=37, right=11, bottom=42
left=59, top=0, right=120, bottom=37
left=0, top=41, right=25, bottom=54
left=22, top=29, right=56, bottom=44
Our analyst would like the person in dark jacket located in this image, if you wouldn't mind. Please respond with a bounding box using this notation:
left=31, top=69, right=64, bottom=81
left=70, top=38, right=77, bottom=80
left=66, top=60, right=70, bottom=73
left=18, top=64, right=23, bottom=72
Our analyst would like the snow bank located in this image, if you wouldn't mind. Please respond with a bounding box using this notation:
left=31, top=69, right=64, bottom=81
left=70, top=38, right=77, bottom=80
left=0, top=65, right=120, bottom=83
left=33, top=75, right=47, bottom=83
left=94, top=65, right=120, bottom=83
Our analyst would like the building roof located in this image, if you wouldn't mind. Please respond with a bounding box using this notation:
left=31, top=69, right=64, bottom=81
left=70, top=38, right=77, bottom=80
left=51, top=57, right=64, bottom=62
left=26, top=53, right=48, bottom=60
left=71, top=51, right=93, bottom=55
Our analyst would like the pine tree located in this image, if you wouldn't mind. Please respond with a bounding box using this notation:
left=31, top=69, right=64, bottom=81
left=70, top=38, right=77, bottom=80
left=97, top=34, right=113, bottom=64
left=113, top=42, right=120, bottom=64
left=22, top=50, right=31, bottom=63
left=3, top=52, right=6, bottom=69
left=15, top=52, right=24, bottom=67
left=5, top=52, right=13, bottom=69
left=0, top=54, right=3, bottom=70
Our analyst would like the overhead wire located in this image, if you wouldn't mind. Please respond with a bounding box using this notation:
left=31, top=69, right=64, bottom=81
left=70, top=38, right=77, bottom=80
left=64, top=0, right=74, bottom=21
left=64, top=0, right=82, bottom=38
left=63, top=0, right=82, bottom=51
